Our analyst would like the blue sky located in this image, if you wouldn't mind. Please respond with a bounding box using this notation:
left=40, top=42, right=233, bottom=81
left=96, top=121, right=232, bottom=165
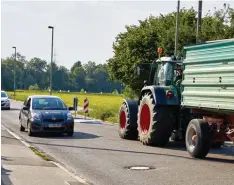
left=2, top=0, right=234, bottom=69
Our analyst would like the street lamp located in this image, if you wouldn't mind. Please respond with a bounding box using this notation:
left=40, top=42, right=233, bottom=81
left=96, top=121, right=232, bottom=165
left=196, top=0, right=203, bottom=43
left=174, top=0, right=180, bottom=57
left=12, top=46, right=17, bottom=98
left=48, top=26, right=54, bottom=95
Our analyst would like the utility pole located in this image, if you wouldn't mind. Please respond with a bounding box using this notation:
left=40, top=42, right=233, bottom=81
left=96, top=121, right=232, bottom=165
left=48, top=26, right=54, bottom=95
left=174, top=0, right=180, bottom=57
left=196, top=0, right=203, bottom=43
left=12, top=46, right=17, bottom=98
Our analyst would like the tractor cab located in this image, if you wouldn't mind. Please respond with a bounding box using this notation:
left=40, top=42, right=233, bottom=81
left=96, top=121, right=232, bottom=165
left=148, top=56, right=182, bottom=87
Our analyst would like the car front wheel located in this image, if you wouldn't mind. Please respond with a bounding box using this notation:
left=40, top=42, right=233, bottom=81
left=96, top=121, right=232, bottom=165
left=67, top=130, right=74, bottom=136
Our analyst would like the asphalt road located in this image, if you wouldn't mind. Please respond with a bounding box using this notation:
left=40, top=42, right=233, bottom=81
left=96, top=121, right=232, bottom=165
left=1, top=100, right=234, bottom=185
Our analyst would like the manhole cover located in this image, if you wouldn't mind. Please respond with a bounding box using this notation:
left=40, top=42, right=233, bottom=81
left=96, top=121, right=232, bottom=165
left=125, top=166, right=155, bottom=171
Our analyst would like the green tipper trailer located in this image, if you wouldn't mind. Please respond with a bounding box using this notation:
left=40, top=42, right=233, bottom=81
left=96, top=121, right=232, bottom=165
left=181, top=39, right=234, bottom=157
left=118, top=39, right=234, bottom=159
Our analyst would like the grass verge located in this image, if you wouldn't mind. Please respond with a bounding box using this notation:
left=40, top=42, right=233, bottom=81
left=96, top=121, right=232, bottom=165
left=29, top=146, right=53, bottom=161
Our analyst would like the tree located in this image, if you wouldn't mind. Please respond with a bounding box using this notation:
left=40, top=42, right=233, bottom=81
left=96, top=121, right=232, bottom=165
left=71, top=61, right=82, bottom=73
left=1, top=53, right=26, bottom=90
left=73, top=66, right=86, bottom=91
left=107, top=5, right=234, bottom=94
left=26, top=57, right=47, bottom=89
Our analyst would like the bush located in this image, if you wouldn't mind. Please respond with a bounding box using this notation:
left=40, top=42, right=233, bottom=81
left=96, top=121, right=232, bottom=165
left=112, top=89, right=119, bottom=94
left=28, top=83, right=40, bottom=91
left=100, top=110, right=115, bottom=121
left=122, top=86, right=137, bottom=99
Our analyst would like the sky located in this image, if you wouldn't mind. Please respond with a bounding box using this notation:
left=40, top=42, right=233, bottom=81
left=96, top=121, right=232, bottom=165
left=1, top=0, right=234, bottom=69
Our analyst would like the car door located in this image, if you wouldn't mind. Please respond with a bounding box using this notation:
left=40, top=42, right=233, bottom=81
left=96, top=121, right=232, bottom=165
left=20, top=98, right=28, bottom=126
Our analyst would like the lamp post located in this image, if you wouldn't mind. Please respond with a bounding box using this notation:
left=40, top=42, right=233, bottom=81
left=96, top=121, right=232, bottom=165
left=48, top=26, right=54, bottom=95
left=174, top=0, right=180, bottom=57
left=12, top=46, right=17, bottom=98
left=196, top=0, right=203, bottom=43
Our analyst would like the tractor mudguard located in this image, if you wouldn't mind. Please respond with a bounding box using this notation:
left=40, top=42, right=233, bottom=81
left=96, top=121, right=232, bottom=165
left=139, top=86, right=179, bottom=106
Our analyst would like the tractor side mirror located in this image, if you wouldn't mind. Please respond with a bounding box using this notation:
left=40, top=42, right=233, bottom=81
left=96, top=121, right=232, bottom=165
left=136, top=66, right=141, bottom=76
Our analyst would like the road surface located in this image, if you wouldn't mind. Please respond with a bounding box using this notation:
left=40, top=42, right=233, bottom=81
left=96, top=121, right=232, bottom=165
left=1, top=100, right=234, bottom=185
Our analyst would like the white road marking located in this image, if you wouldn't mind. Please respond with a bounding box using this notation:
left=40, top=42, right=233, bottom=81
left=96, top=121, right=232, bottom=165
left=50, top=161, right=87, bottom=184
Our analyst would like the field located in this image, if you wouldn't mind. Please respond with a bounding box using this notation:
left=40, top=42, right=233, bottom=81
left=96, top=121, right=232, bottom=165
left=7, top=90, right=124, bottom=123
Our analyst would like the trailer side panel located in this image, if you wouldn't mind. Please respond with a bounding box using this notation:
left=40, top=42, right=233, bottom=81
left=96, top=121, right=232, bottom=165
left=181, top=40, right=234, bottom=112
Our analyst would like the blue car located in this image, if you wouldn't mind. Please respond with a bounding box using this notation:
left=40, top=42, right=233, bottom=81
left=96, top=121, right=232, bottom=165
left=19, top=95, right=74, bottom=136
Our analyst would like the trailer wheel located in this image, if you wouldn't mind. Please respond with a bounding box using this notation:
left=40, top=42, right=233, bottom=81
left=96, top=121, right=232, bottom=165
left=186, top=119, right=211, bottom=158
left=137, top=93, right=174, bottom=146
left=118, top=101, right=138, bottom=140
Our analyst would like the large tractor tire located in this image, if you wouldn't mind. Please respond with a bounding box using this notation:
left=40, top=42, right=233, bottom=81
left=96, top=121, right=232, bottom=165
left=118, top=100, right=138, bottom=140
left=137, top=93, right=174, bottom=146
left=185, top=119, right=211, bottom=158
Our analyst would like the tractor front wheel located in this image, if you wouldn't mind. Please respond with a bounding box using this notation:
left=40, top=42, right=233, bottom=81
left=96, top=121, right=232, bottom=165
left=118, top=100, right=138, bottom=140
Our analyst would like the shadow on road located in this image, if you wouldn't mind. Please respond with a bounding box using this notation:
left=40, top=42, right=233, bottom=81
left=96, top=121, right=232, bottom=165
left=1, top=165, right=13, bottom=185
left=162, top=141, right=234, bottom=158
left=35, top=131, right=101, bottom=140
left=9, top=108, right=21, bottom=111
left=28, top=140, right=234, bottom=164
left=1, top=108, right=21, bottom=111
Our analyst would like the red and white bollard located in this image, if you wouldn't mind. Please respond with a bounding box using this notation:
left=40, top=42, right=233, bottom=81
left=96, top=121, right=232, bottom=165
left=84, top=98, right=89, bottom=119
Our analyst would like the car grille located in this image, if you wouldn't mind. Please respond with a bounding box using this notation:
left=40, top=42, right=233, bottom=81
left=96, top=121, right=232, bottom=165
left=43, top=118, right=64, bottom=123
left=44, top=127, right=65, bottom=131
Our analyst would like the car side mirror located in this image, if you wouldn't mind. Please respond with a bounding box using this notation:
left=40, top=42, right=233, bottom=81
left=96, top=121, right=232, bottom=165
left=23, top=106, right=28, bottom=110
left=68, top=107, right=74, bottom=111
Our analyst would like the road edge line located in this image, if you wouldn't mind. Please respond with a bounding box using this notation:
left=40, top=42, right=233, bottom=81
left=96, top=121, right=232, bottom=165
left=3, top=125, right=31, bottom=148
left=2, top=125, right=88, bottom=185
left=50, top=161, right=87, bottom=184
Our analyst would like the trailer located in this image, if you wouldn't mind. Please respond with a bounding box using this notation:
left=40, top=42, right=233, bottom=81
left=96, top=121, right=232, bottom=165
left=118, top=39, right=234, bottom=158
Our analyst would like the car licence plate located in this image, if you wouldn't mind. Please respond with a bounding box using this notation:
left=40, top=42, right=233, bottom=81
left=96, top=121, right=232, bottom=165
left=48, top=124, right=61, bottom=128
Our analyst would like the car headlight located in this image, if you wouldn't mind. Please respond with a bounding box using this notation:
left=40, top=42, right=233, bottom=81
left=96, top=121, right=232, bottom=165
left=67, top=112, right=73, bottom=120
left=31, top=113, right=41, bottom=121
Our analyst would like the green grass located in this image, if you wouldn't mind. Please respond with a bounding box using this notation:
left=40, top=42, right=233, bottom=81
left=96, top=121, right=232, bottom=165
left=29, top=146, right=53, bottom=161
left=8, top=90, right=124, bottom=123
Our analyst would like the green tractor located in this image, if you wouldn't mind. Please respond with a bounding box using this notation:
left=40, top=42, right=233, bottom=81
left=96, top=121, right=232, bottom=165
left=119, top=54, right=183, bottom=146
left=118, top=39, right=234, bottom=158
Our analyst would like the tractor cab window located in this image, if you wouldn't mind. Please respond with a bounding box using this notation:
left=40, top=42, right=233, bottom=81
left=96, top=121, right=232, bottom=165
left=157, top=62, right=174, bottom=86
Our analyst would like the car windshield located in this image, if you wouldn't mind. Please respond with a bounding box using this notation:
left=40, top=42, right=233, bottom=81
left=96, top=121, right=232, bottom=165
left=32, top=97, right=67, bottom=110
left=1, top=92, right=7, bottom=98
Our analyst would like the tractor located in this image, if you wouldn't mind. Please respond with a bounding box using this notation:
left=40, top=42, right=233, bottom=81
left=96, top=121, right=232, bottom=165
left=118, top=39, right=234, bottom=158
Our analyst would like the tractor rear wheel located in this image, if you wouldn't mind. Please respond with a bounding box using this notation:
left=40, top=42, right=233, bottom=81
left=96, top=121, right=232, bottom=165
left=118, top=100, right=138, bottom=140
left=137, top=93, right=174, bottom=146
